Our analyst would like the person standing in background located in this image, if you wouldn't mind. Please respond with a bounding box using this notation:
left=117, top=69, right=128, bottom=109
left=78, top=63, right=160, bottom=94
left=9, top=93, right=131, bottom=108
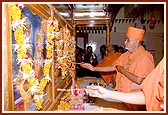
left=97, top=44, right=106, bottom=63
left=76, top=46, right=85, bottom=77
left=83, top=46, right=99, bottom=77
left=84, top=46, right=98, bottom=66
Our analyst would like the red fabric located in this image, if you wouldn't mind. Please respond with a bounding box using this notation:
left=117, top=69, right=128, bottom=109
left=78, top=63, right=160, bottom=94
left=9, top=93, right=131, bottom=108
left=141, top=58, right=164, bottom=111
left=97, top=52, right=121, bottom=85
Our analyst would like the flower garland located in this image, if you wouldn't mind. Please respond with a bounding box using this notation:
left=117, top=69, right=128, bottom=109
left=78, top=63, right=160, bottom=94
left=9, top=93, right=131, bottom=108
left=54, top=21, right=67, bottom=79
left=69, top=35, right=76, bottom=78
left=63, top=26, right=76, bottom=78
left=10, top=4, right=76, bottom=111
left=54, top=25, right=76, bottom=80
left=10, top=4, right=51, bottom=110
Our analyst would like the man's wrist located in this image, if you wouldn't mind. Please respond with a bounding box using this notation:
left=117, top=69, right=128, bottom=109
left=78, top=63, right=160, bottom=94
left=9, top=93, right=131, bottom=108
left=93, top=67, right=96, bottom=71
left=103, top=90, right=113, bottom=99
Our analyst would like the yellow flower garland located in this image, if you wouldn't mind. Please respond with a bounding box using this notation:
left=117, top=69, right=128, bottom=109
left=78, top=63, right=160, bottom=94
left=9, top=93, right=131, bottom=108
left=17, top=47, right=27, bottom=59
left=10, top=4, right=51, bottom=111
left=10, top=4, right=76, bottom=111
left=27, top=77, right=37, bottom=88
left=34, top=99, right=43, bottom=110
left=47, top=35, right=54, bottom=45
left=14, top=27, right=25, bottom=46
left=10, top=4, right=22, bottom=21
left=21, top=61, right=31, bottom=74
left=43, top=63, right=51, bottom=76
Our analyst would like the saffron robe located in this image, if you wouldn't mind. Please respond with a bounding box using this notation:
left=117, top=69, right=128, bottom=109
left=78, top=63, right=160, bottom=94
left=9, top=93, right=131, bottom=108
left=97, top=52, right=121, bottom=85
left=141, top=58, right=164, bottom=111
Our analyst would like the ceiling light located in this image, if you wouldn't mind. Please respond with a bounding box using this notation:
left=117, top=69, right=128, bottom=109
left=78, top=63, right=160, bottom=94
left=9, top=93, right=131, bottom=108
left=59, top=12, right=70, bottom=17
left=75, top=12, right=105, bottom=17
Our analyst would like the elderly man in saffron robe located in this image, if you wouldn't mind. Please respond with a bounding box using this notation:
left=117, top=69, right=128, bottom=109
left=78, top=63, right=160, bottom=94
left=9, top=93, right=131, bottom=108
left=80, top=26, right=155, bottom=110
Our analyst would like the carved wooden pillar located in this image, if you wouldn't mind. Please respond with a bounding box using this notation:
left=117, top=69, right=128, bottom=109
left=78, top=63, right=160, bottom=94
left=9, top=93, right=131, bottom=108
left=3, top=4, right=14, bottom=111
left=106, top=24, right=110, bottom=46
left=72, top=14, right=76, bottom=38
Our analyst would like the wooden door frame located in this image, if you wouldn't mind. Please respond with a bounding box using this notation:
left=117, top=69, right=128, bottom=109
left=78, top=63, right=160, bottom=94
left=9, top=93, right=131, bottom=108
left=76, top=33, right=88, bottom=50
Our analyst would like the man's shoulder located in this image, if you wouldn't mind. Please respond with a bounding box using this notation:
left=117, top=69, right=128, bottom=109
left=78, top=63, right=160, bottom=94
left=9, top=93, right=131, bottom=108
left=140, top=49, right=153, bottom=57
left=115, top=51, right=129, bottom=61
left=120, top=51, right=129, bottom=56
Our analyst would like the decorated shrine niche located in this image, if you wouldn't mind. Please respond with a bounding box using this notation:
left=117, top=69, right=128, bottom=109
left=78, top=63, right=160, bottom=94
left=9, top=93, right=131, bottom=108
left=11, top=4, right=50, bottom=111
left=6, top=4, right=75, bottom=111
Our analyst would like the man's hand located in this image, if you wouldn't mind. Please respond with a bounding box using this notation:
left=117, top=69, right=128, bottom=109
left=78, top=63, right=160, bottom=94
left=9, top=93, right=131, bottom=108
left=115, top=65, right=125, bottom=73
left=85, top=85, right=109, bottom=99
left=80, top=63, right=95, bottom=71
left=116, top=65, right=144, bottom=85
